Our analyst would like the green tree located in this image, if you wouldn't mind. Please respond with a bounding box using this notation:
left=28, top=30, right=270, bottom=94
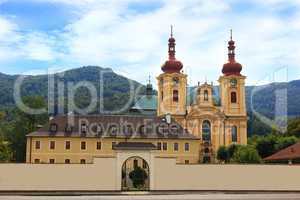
left=287, top=118, right=300, bottom=137
left=6, top=96, right=48, bottom=162
left=232, top=145, right=261, bottom=164
left=217, top=146, right=229, bottom=163
left=0, top=111, right=5, bottom=121
left=255, top=134, right=278, bottom=158
left=129, top=167, right=148, bottom=189
left=227, top=144, right=241, bottom=161
left=275, top=136, right=298, bottom=151
left=0, top=137, right=11, bottom=162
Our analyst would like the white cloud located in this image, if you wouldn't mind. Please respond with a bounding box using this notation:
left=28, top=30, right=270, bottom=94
left=60, top=0, right=230, bottom=81
left=1, top=0, right=300, bottom=85
left=0, top=17, right=20, bottom=43
left=0, top=17, right=23, bottom=62
left=20, top=32, right=58, bottom=61
left=0, top=16, right=60, bottom=66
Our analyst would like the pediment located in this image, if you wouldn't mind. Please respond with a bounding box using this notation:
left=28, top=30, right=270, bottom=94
left=187, top=105, right=224, bottom=119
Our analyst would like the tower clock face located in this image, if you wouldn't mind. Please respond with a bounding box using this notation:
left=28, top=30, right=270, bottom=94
left=173, top=77, right=179, bottom=85
left=230, top=78, right=237, bottom=87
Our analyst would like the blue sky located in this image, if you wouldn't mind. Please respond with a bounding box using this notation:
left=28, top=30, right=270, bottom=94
left=0, top=0, right=299, bottom=86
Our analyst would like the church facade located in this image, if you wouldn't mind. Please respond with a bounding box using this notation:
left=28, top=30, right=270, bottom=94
left=26, top=30, right=247, bottom=165
left=156, top=30, right=247, bottom=162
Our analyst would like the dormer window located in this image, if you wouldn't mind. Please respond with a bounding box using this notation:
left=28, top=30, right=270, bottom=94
left=81, top=123, right=87, bottom=135
left=157, top=122, right=168, bottom=136
left=49, top=123, right=57, bottom=133
left=139, top=125, right=146, bottom=137
left=65, top=125, right=73, bottom=135
left=108, top=124, right=118, bottom=136
left=97, top=125, right=103, bottom=136
left=124, top=124, right=133, bottom=136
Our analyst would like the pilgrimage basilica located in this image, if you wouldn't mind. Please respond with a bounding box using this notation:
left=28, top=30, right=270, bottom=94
left=156, top=28, right=247, bottom=162
left=26, top=29, right=247, bottom=168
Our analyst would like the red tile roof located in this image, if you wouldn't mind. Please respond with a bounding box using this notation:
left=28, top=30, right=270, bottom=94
left=27, top=115, right=199, bottom=140
left=264, top=141, right=300, bottom=161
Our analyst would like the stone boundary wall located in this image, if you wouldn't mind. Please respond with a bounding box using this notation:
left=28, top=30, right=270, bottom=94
left=0, top=158, right=117, bottom=191
left=153, top=158, right=300, bottom=191
left=0, top=156, right=300, bottom=191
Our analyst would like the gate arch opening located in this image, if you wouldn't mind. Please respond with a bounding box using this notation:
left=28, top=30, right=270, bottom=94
left=121, top=156, right=150, bottom=191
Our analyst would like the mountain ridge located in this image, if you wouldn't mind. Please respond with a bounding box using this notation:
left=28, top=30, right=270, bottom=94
left=0, top=66, right=299, bottom=118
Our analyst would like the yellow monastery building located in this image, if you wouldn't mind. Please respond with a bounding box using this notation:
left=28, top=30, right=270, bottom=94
left=26, top=30, right=247, bottom=165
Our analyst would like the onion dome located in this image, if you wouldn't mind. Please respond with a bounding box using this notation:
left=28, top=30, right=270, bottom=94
left=222, top=30, right=242, bottom=76
left=161, top=26, right=183, bottom=73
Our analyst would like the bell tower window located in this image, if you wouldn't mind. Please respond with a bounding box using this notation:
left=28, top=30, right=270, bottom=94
left=204, top=90, right=208, bottom=101
left=173, top=90, right=179, bottom=102
left=231, top=91, right=237, bottom=103
left=161, top=91, right=164, bottom=100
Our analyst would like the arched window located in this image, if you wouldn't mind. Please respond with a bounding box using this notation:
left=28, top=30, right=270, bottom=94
left=202, top=120, right=211, bottom=141
left=231, top=126, right=238, bottom=142
left=231, top=91, right=237, bottom=103
left=161, top=91, right=163, bottom=100
left=173, top=90, right=179, bottom=102
left=204, top=90, right=209, bottom=101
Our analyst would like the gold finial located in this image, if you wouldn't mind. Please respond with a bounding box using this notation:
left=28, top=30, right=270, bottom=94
left=230, top=29, right=233, bottom=40
left=171, top=25, right=173, bottom=37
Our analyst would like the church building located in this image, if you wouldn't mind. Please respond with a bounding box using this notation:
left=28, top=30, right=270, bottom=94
left=156, top=29, right=247, bottom=162
left=26, top=29, right=247, bottom=165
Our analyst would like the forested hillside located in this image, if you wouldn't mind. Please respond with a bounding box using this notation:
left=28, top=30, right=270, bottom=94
left=0, top=66, right=300, bottom=136
left=0, top=66, right=300, bottom=162
left=0, top=66, right=145, bottom=113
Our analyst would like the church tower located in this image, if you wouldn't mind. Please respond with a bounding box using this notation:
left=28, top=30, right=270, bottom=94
left=219, top=31, right=246, bottom=116
left=157, top=27, right=187, bottom=116
left=218, top=31, right=247, bottom=145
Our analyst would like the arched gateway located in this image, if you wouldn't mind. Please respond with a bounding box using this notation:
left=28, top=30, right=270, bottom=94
left=114, top=142, right=156, bottom=191
left=121, top=156, right=150, bottom=191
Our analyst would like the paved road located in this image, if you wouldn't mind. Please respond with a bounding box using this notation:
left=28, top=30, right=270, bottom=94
left=0, top=193, right=300, bottom=200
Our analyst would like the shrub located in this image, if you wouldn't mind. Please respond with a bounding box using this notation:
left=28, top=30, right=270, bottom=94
left=129, top=167, right=148, bottom=189
left=0, top=138, right=11, bottom=162
left=255, top=134, right=278, bottom=158
left=217, top=146, right=229, bottom=163
left=275, top=136, right=298, bottom=151
left=232, top=145, right=262, bottom=164
left=227, top=144, right=241, bottom=160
